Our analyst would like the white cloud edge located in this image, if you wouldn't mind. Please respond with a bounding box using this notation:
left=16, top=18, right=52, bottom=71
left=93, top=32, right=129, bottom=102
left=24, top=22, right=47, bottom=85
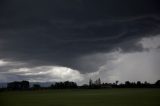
left=0, top=35, right=160, bottom=84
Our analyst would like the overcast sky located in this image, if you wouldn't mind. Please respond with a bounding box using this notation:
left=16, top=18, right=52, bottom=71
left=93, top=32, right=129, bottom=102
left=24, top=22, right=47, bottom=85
left=0, top=0, right=160, bottom=84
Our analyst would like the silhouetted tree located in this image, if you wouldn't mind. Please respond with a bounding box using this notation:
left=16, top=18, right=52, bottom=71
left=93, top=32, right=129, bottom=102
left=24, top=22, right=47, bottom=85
left=80, top=84, right=89, bottom=89
left=7, top=81, right=20, bottom=90
left=115, top=80, right=119, bottom=85
left=50, top=84, right=55, bottom=89
left=155, top=80, right=160, bottom=87
left=89, top=79, right=93, bottom=87
left=7, top=81, right=30, bottom=90
left=125, top=81, right=131, bottom=88
left=21, top=81, right=29, bottom=89
left=4, top=79, right=160, bottom=90
left=54, top=81, right=77, bottom=89
left=137, top=81, right=142, bottom=87
left=33, top=84, right=41, bottom=89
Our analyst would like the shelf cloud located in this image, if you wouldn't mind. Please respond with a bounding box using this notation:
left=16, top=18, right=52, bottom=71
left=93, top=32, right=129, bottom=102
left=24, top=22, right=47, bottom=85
left=0, top=0, right=160, bottom=83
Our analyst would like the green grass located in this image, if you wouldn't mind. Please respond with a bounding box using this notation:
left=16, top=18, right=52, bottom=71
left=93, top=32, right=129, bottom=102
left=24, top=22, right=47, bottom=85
left=0, top=89, right=160, bottom=106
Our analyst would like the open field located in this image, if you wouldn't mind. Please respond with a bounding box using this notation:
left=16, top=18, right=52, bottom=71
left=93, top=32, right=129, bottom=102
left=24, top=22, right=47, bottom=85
left=0, top=89, right=160, bottom=106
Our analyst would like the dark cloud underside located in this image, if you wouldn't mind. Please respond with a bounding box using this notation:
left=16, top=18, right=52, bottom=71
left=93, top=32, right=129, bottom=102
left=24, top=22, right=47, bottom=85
left=0, top=0, right=160, bottom=73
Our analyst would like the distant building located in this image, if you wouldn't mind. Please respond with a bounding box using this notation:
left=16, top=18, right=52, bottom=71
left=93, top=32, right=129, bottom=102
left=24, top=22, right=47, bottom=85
left=89, top=78, right=101, bottom=88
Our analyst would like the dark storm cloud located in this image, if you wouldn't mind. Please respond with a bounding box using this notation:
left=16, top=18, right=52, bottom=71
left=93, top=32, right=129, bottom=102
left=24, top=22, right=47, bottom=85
left=0, top=0, right=160, bottom=73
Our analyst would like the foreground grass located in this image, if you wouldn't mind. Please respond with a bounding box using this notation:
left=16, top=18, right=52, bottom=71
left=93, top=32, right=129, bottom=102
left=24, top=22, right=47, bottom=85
left=0, top=89, right=160, bottom=106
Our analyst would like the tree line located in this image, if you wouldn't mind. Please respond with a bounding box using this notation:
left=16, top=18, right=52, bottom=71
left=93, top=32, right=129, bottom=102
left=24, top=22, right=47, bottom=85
left=0, top=79, right=160, bottom=91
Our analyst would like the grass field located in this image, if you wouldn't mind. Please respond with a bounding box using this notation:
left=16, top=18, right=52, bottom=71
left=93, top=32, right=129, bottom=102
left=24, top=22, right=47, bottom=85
left=0, top=89, right=160, bottom=106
